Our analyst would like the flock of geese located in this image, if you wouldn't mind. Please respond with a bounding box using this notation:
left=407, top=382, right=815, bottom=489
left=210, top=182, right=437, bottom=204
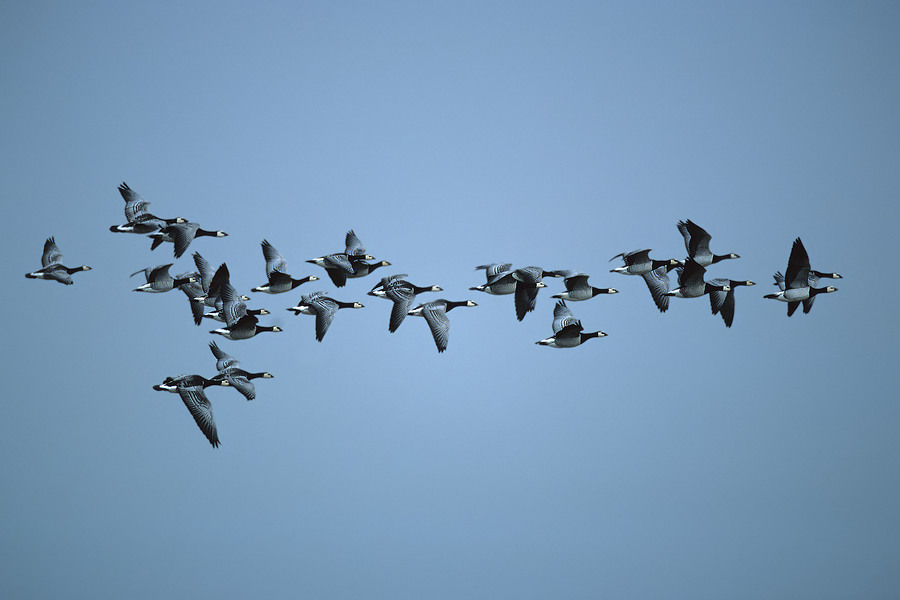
left=25, top=182, right=842, bottom=447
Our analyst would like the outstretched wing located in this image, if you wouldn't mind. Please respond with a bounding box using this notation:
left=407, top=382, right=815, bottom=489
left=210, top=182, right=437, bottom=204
left=179, top=280, right=206, bottom=325
left=422, top=305, right=451, bottom=352
left=784, top=237, right=811, bottom=290
left=148, top=263, right=174, bottom=282
left=385, top=283, right=416, bottom=332
left=209, top=341, right=240, bottom=372
left=552, top=300, right=579, bottom=333
left=345, top=230, right=367, bottom=256
left=42, top=237, right=64, bottom=267
left=312, top=297, right=339, bottom=341
left=476, top=263, right=512, bottom=281
left=678, top=219, right=711, bottom=258
left=772, top=271, right=786, bottom=291
left=118, top=182, right=150, bottom=222
left=707, top=278, right=737, bottom=326
left=514, top=283, right=541, bottom=321
left=641, top=265, right=671, bottom=313
left=166, top=223, right=199, bottom=259
left=177, top=385, right=220, bottom=448
left=225, top=372, right=256, bottom=401
left=219, top=279, right=248, bottom=327
left=193, top=252, right=214, bottom=293
left=325, top=253, right=355, bottom=274
left=261, top=239, right=288, bottom=276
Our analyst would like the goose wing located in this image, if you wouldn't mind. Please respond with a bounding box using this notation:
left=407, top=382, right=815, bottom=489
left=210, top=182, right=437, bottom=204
left=772, top=271, right=786, bottom=291
left=421, top=303, right=451, bottom=352
left=226, top=373, right=256, bottom=401
left=177, top=383, right=220, bottom=448
left=707, top=278, right=736, bottom=326
left=385, top=283, right=416, bottom=332
left=148, top=263, right=174, bottom=282
left=179, top=279, right=206, bottom=325
left=677, top=258, right=706, bottom=288
left=118, top=182, right=150, bottom=222
left=641, top=264, right=671, bottom=312
left=486, top=270, right=516, bottom=287
left=344, top=230, right=367, bottom=256
left=323, top=265, right=349, bottom=287
left=552, top=300, right=579, bottom=333
left=370, top=273, right=409, bottom=295
left=311, top=296, right=339, bottom=341
left=207, top=263, right=229, bottom=304
left=612, top=249, right=651, bottom=266
left=212, top=369, right=255, bottom=401
left=802, top=296, right=816, bottom=314
left=561, top=272, right=589, bottom=292
left=325, top=253, right=355, bottom=274
left=678, top=219, right=712, bottom=258
left=164, top=222, right=200, bottom=259
left=784, top=237, right=811, bottom=289
left=42, top=237, right=64, bottom=267
left=513, top=267, right=545, bottom=320
left=209, top=341, right=240, bottom=372
left=193, top=252, right=214, bottom=293
left=514, top=283, right=540, bottom=321
left=219, top=279, right=248, bottom=326
left=802, top=271, right=820, bottom=313
left=476, top=263, right=512, bottom=281
left=45, top=266, right=74, bottom=285
left=261, top=239, right=288, bottom=276
left=266, top=271, right=292, bottom=288
left=555, top=323, right=585, bottom=345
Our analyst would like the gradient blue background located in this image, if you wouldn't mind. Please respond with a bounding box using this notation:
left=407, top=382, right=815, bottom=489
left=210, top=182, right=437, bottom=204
left=3, top=1, right=898, bottom=598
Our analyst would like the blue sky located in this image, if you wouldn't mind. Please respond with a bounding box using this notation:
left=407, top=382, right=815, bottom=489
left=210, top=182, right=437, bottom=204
left=3, top=1, right=899, bottom=598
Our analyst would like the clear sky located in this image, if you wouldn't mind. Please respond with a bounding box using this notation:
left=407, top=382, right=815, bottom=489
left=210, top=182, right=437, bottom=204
left=3, top=1, right=899, bottom=598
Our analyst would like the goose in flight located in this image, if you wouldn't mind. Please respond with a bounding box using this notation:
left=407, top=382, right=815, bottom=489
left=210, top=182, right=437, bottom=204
left=153, top=374, right=229, bottom=448
left=25, top=237, right=91, bottom=285
left=407, top=299, right=477, bottom=353
left=676, top=219, right=740, bottom=266
left=536, top=300, right=607, bottom=348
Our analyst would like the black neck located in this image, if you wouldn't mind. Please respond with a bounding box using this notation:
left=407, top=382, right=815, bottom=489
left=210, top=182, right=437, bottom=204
left=710, top=253, right=735, bottom=264
left=445, top=300, right=471, bottom=311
